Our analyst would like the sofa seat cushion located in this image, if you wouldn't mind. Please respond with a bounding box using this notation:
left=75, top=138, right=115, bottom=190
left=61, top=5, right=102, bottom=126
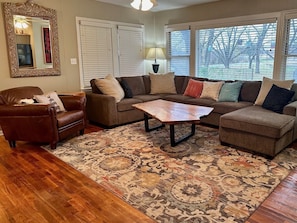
left=212, top=101, right=253, bottom=114
left=133, top=94, right=161, bottom=102
left=220, top=106, right=295, bottom=138
left=57, top=110, right=84, bottom=127
left=117, top=98, right=143, bottom=112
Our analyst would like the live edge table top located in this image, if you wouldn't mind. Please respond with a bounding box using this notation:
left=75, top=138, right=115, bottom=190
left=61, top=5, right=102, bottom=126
left=132, top=99, right=213, bottom=124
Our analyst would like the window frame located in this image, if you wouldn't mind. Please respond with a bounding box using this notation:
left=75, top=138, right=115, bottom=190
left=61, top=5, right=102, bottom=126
left=165, top=11, right=297, bottom=81
left=165, top=25, right=192, bottom=76
left=278, top=11, right=297, bottom=80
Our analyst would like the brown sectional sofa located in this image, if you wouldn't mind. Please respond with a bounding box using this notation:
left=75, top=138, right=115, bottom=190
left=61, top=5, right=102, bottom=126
left=86, top=75, right=297, bottom=157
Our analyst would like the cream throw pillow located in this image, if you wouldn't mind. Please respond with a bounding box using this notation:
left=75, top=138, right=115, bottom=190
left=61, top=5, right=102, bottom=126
left=95, top=74, right=124, bottom=103
left=254, top=77, right=294, bottom=105
left=200, top=81, right=224, bottom=101
left=34, top=91, right=66, bottom=112
left=149, top=72, right=177, bottom=94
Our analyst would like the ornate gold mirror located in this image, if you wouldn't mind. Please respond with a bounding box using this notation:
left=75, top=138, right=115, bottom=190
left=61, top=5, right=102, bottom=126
left=2, top=0, right=60, bottom=77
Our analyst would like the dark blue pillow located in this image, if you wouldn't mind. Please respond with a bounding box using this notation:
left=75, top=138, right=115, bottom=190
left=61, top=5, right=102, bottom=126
left=262, top=84, right=295, bottom=113
left=120, top=79, right=133, bottom=98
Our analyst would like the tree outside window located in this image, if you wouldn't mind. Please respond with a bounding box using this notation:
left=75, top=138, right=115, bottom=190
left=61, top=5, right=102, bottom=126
left=196, top=22, right=277, bottom=81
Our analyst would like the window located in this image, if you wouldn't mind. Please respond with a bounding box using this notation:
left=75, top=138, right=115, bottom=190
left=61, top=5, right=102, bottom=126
left=196, top=22, right=277, bottom=80
left=283, top=16, right=297, bottom=81
left=77, top=21, right=114, bottom=89
left=166, top=29, right=190, bottom=75
left=76, top=18, right=144, bottom=90
left=117, top=26, right=144, bottom=76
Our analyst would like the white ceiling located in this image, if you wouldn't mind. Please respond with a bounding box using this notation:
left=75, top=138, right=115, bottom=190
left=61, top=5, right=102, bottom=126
left=95, top=0, right=220, bottom=12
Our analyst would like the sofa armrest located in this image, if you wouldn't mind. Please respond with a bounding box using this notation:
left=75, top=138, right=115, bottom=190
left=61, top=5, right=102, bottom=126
left=283, top=100, right=297, bottom=141
left=283, top=101, right=297, bottom=116
left=59, top=95, right=86, bottom=111
left=86, top=92, right=118, bottom=126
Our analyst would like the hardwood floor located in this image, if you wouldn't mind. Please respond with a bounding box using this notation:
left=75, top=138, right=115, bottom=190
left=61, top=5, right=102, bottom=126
left=0, top=125, right=155, bottom=223
left=0, top=124, right=296, bottom=223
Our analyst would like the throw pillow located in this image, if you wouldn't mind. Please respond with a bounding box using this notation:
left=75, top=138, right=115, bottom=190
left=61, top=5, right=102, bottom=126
left=218, top=81, right=243, bottom=102
left=254, top=77, right=294, bottom=105
left=262, top=84, right=295, bottom=113
left=200, top=81, right=224, bottom=101
left=119, top=79, right=133, bottom=98
left=34, top=91, right=66, bottom=112
left=149, top=72, right=177, bottom=94
left=183, top=79, right=204, bottom=98
left=95, top=74, right=125, bottom=103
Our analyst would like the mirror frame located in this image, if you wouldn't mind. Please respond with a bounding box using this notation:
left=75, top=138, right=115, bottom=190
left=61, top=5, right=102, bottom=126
left=2, top=1, right=61, bottom=77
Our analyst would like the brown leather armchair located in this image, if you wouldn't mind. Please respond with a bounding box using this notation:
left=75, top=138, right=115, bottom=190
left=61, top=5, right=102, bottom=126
left=0, top=86, right=86, bottom=149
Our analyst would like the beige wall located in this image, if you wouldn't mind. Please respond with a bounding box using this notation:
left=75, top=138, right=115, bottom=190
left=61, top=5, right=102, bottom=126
left=155, top=0, right=297, bottom=25
left=1, top=0, right=297, bottom=93
left=0, top=0, right=154, bottom=92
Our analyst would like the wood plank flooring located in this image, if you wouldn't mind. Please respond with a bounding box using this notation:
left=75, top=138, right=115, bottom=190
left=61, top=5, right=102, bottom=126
left=0, top=125, right=155, bottom=223
left=0, top=124, right=296, bottom=223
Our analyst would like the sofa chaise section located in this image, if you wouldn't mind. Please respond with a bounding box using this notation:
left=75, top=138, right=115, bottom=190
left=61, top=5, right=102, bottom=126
left=219, top=105, right=296, bottom=157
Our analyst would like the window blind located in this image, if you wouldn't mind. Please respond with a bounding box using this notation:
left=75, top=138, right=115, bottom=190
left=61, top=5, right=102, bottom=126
left=118, top=26, right=144, bottom=76
left=77, top=18, right=145, bottom=89
left=283, top=17, right=297, bottom=81
left=166, top=29, right=191, bottom=76
left=78, top=23, right=113, bottom=89
left=195, top=21, right=277, bottom=81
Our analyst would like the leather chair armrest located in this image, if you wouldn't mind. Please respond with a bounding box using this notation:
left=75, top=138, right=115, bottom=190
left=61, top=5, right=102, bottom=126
left=0, top=104, right=55, bottom=116
left=59, top=95, right=86, bottom=111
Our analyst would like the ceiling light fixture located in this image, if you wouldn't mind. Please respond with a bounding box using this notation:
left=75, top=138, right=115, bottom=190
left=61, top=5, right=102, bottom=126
left=130, top=0, right=157, bottom=11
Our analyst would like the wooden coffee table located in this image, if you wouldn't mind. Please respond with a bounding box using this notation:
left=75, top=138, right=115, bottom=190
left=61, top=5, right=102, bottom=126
left=132, top=99, right=213, bottom=146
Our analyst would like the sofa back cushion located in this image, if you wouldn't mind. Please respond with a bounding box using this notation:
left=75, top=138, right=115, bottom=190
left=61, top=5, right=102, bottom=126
left=174, top=76, right=188, bottom=94
left=121, top=76, right=146, bottom=96
left=239, top=81, right=261, bottom=102
left=90, top=79, right=102, bottom=94
left=290, top=83, right=297, bottom=101
left=143, top=75, right=151, bottom=94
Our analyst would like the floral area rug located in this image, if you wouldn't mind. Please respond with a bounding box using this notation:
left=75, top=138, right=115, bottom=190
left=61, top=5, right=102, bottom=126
left=43, top=121, right=297, bottom=223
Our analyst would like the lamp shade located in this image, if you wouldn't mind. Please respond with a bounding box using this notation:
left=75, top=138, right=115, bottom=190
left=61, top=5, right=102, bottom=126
left=146, top=48, right=165, bottom=61
left=146, top=47, right=165, bottom=73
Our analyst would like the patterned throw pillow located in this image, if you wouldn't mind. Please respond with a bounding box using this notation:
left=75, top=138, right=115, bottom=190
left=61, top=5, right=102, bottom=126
left=34, top=91, right=66, bottom=112
left=183, top=79, right=204, bottom=98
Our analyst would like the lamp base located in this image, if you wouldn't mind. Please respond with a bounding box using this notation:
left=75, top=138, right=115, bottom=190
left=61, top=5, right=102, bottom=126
left=152, top=64, right=159, bottom=73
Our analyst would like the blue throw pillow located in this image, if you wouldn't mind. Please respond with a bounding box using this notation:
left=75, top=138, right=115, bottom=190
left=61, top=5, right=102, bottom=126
left=262, top=84, right=295, bottom=113
left=218, top=81, right=243, bottom=102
